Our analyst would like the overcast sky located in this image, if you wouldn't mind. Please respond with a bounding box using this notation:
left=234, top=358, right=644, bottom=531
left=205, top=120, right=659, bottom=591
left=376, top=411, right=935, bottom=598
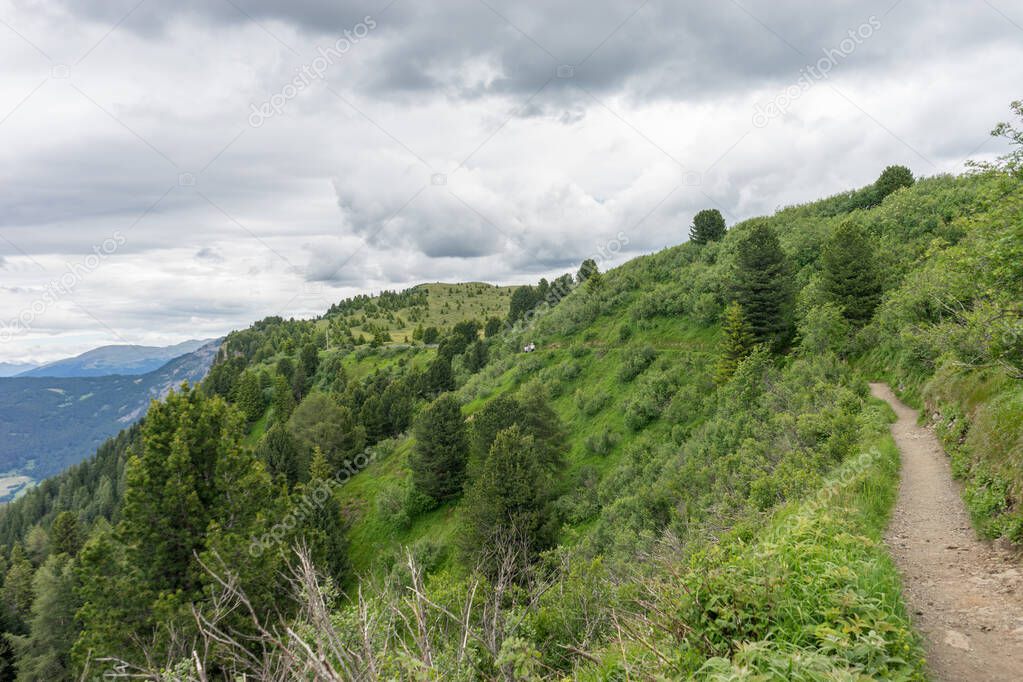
left=0, top=0, right=1020, bottom=362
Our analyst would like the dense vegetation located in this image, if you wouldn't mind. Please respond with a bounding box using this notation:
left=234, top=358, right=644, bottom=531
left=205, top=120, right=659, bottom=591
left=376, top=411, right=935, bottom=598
left=0, top=103, right=1019, bottom=680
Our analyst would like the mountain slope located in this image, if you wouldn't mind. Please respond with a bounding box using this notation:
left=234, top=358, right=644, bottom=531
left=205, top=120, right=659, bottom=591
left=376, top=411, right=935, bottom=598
left=0, top=148, right=1020, bottom=678
left=0, top=362, right=38, bottom=377
left=19, top=338, right=216, bottom=377
left=0, top=339, right=220, bottom=487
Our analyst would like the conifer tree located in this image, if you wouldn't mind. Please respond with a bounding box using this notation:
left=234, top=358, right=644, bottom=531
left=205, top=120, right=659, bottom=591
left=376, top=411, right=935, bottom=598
left=689, top=208, right=727, bottom=244
left=733, top=223, right=794, bottom=348
left=12, top=554, right=79, bottom=680
left=271, top=371, right=296, bottom=424
left=256, top=422, right=305, bottom=487
left=410, top=394, right=468, bottom=505
left=76, top=386, right=282, bottom=664
left=715, top=301, right=756, bottom=384
left=292, top=447, right=349, bottom=584
left=461, top=426, right=555, bottom=577
left=821, top=221, right=883, bottom=326
left=2, top=545, right=33, bottom=628
left=234, top=370, right=266, bottom=423
left=49, top=512, right=82, bottom=557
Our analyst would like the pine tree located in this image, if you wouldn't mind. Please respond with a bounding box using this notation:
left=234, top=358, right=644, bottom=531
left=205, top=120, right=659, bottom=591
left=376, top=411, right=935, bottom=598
left=715, top=302, right=756, bottom=384
left=49, top=512, right=82, bottom=557
left=271, top=371, right=296, bottom=424
left=484, top=317, right=503, bottom=338
left=423, top=355, right=454, bottom=395
left=689, top=208, right=727, bottom=244
left=77, top=386, right=282, bottom=664
left=733, top=223, right=794, bottom=348
left=234, top=370, right=266, bottom=423
left=410, top=394, right=468, bottom=505
left=12, top=553, right=80, bottom=681
left=300, top=341, right=320, bottom=378
left=291, top=448, right=349, bottom=584
left=2, top=545, right=34, bottom=629
left=460, top=425, right=555, bottom=577
left=821, top=221, right=883, bottom=326
left=256, top=422, right=305, bottom=487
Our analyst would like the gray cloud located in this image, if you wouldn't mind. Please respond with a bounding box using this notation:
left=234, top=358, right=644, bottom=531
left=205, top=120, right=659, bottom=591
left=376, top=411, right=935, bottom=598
left=0, top=0, right=1020, bottom=361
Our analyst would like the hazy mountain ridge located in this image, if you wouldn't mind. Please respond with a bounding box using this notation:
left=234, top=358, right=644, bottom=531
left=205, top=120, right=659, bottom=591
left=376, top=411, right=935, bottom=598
left=18, top=338, right=216, bottom=378
left=0, top=339, right=221, bottom=486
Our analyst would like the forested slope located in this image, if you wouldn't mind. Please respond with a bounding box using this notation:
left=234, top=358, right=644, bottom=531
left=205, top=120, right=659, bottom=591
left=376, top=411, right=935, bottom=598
left=0, top=105, right=1019, bottom=680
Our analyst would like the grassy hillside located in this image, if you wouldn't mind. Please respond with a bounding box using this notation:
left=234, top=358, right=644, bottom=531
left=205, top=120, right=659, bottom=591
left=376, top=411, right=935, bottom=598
left=0, top=105, right=1020, bottom=678
left=324, top=282, right=518, bottom=344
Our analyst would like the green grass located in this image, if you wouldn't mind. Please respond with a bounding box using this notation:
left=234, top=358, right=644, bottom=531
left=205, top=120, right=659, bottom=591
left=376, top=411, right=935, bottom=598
left=331, top=282, right=518, bottom=343
left=925, top=366, right=1023, bottom=541
left=578, top=400, right=927, bottom=680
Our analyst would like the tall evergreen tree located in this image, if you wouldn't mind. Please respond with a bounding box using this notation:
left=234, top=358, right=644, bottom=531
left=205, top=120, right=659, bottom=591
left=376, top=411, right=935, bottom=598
left=271, top=371, right=296, bottom=424
left=484, top=317, right=503, bottom=338
left=290, top=448, right=350, bottom=585
left=234, top=370, right=266, bottom=423
left=256, top=422, right=305, bottom=487
left=12, top=554, right=80, bottom=681
left=715, top=302, right=756, bottom=384
left=733, top=223, right=794, bottom=348
left=821, top=221, right=883, bottom=326
left=75, top=386, right=282, bottom=666
left=689, top=208, right=727, bottom=244
left=460, top=426, right=556, bottom=577
left=2, top=546, right=33, bottom=630
left=49, top=512, right=82, bottom=558
left=410, top=394, right=468, bottom=505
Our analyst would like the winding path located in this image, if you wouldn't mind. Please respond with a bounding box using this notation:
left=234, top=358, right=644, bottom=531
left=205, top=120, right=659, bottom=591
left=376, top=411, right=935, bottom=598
left=871, top=383, right=1023, bottom=681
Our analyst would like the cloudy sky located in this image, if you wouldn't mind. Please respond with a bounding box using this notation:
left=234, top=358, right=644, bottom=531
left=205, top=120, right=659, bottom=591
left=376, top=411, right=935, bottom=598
left=0, top=0, right=1020, bottom=362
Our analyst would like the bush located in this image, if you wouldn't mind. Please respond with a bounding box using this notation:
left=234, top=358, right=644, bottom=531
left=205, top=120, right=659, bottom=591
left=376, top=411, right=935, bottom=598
left=584, top=429, right=620, bottom=456
left=618, top=345, right=656, bottom=382
left=574, top=389, right=611, bottom=416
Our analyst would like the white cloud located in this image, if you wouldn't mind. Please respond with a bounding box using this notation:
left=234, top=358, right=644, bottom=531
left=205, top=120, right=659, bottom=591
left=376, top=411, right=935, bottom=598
left=0, top=0, right=1020, bottom=361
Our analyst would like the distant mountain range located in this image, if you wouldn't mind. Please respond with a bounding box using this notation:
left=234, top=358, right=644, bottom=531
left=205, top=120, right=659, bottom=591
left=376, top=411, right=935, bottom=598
left=0, top=339, right=221, bottom=490
left=0, top=362, right=39, bottom=377
left=17, top=339, right=216, bottom=378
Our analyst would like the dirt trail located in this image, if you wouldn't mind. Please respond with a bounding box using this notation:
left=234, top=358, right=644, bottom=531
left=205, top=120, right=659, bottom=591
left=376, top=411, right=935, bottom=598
left=871, top=383, right=1023, bottom=681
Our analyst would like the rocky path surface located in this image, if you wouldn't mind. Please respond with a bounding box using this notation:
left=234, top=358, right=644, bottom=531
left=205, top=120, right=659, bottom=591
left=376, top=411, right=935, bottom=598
left=871, top=383, right=1023, bottom=681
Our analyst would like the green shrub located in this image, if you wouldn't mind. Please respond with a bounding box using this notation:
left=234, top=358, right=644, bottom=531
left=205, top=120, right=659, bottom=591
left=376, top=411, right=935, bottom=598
left=618, top=345, right=656, bottom=382
left=584, top=429, right=620, bottom=456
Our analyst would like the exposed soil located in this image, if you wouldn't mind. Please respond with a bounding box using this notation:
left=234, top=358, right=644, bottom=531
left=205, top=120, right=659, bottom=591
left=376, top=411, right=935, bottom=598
left=871, top=383, right=1023, bottom=681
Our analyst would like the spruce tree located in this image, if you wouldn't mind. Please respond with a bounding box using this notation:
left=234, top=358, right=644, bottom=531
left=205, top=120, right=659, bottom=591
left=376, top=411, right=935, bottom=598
left=410, top=394, right=468, bottom=505
left=689, top=208, right=727, bottom=244
left=715, top=301, right=756, bottom=384
left=821, top=221, right=883, bottom=326
left=733, top=223, right=794, bottom=348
